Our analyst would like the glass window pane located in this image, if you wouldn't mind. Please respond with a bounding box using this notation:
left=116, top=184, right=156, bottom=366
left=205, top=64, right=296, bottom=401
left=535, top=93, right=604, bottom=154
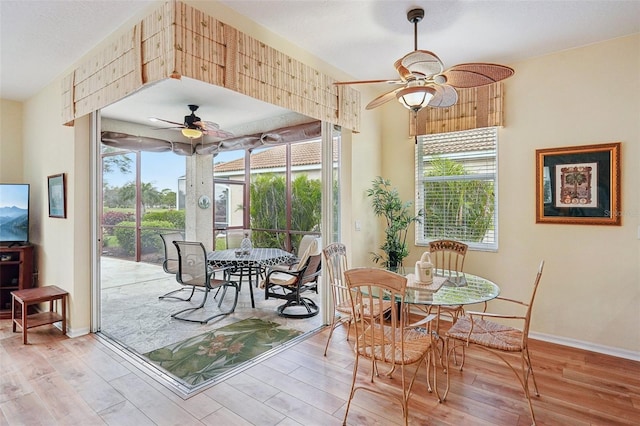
left=416, top=127, right=498, bottom=250
left=249, top=146, right=287, bottom=249
left=102, top=151, right=136, bottom=261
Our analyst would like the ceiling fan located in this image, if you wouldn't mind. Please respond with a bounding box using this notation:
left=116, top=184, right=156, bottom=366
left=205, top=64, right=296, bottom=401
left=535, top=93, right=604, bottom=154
left=334, top=8, right=515, bottom=112
left=151, top=104, right=234, bottom=140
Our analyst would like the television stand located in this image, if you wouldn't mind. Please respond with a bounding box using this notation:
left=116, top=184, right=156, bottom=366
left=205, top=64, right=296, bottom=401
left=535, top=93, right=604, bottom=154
left=0, top=245, right=34, bottom=318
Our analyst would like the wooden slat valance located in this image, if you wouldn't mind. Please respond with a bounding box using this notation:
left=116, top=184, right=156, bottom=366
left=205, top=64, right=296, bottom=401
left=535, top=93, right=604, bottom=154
left=411, top=83, right=504, bottom=135
left=62, top=0, right=360, bottom=132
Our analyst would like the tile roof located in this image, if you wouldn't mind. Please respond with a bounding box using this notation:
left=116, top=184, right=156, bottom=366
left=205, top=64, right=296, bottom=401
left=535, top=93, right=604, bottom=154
left=214, top=140, right=335, bottom=173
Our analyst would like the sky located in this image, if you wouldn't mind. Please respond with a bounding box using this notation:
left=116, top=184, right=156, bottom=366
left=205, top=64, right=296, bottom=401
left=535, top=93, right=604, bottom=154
left=104, top=150, right=241, bottom=191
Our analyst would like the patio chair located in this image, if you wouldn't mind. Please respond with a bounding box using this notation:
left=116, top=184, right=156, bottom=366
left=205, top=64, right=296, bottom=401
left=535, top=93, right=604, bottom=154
left=159, top=231, right=200, bottom=301
left=444, top=260, right=545, bottom=425
left=225, top=229, right=246, bottom=249
left=262, top=237, right=322, bottom=318
left=160, top=231, right=183, bottom=274
left=342, top=267, right=432, bottom=426
left=272, top=234, right=319, bottom=271
left=169, top=241, right=239, bottom=324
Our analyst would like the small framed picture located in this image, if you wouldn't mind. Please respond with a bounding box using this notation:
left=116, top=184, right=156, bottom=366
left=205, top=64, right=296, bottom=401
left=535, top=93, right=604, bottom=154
left=48, top=173, right=66, bottom=218
left=535, top=142, right=621, bottom=225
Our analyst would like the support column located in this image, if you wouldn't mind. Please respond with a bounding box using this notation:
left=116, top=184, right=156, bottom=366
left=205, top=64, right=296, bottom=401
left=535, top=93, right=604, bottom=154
left=185, top=153, right=214, bottom=249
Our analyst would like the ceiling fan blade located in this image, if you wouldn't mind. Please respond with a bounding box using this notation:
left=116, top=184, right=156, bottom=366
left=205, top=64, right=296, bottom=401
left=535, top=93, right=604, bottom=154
left=428, top=84, right=458, bottom=108
left=441, top=63, right=515, bottom=88
left=151, top=117, right=184, bottom=127
left=152, top=126, right=184, bottom=130
left=334, top=79, right=404, bottom=85
left=365, top=87, right=402, bottom=110
left=194, top=120, right=220, bottom=131
left=399, top=50, right=444, bottom=78
left=393, top=58, right=413, bottom=82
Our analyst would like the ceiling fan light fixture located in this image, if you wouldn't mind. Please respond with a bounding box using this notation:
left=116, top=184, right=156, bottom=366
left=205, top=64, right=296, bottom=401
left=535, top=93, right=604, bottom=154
left=181, top=128, right=202, bottom=139
left=396, top=86, right=436, bottom=112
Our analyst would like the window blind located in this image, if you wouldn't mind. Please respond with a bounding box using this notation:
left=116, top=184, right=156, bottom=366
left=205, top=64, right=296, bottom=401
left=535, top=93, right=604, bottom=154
left=415, top=127, right=498, bottom=251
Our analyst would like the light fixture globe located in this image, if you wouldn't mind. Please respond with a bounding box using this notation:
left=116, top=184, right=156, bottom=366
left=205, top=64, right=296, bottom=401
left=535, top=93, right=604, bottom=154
left=181, top=128, right=203, bottom=139
left=396, top=85, right=436, bottom=112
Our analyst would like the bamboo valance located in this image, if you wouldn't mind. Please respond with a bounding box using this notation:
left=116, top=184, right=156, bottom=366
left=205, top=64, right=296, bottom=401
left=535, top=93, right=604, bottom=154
left=62, top=1, right=360, bottom=132
left=410, top=83, right=505, bottom=135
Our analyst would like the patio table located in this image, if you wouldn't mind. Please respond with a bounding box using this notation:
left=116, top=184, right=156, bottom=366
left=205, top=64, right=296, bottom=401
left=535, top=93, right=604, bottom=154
left=207, top=248, right=295, bottom=308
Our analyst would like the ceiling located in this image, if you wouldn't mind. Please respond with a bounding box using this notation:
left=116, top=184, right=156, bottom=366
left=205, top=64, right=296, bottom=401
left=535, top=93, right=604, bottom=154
left=1, top=0, right=638, bottom=138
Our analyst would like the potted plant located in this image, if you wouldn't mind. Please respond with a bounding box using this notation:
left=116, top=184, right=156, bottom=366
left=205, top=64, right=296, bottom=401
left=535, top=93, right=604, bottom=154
left=367, top=176, right=422, bottom=272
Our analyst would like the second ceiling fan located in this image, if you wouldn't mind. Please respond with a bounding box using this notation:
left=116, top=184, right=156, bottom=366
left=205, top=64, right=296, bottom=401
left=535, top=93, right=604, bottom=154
left=334, top=8, right=515, bottom=112
left=151, top=104, right=234, bottom=140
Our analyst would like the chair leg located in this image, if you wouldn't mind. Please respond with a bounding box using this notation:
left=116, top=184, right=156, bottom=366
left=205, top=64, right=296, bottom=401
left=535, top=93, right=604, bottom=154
left=205, top=282, right=239, bottom=322
left=171, top=281, right=239, bottom=324
left=323, top=313, right=351, bottom=356
left=159, top=286, right=197, bottom=301
left=277, top=297, right=319, bottom=318
left=170, top=286, right=210, bottom=322
left=521, top=349, right=539, bottom=425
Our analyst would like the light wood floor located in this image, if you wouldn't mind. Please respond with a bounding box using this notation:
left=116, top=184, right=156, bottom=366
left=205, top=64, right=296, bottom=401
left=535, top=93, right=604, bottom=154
left=1, top=319, right=639, bottom=425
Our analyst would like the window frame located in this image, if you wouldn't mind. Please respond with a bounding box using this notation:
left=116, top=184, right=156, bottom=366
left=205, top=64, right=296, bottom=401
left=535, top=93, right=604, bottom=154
left=415, top=127, right=499, bottom=251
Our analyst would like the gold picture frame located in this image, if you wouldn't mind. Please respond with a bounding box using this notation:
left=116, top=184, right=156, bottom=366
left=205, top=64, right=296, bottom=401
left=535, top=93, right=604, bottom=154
left=48, top=173, right=67, bottom=218
left=536, top=142, right=621, bottom=225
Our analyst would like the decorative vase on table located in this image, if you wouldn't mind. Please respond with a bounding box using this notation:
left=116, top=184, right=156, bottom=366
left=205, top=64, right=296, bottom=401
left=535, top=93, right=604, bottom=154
left=240, top=233, right=253, bottom=255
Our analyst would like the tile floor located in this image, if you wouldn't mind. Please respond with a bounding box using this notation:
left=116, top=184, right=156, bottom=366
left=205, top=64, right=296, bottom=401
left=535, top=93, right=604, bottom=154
left=100, top=256, right=324, bottom=355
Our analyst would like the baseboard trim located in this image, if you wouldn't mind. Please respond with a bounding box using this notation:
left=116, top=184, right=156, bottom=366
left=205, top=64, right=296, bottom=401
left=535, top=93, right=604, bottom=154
left=53, top=322, right=89, bottom=339
left=406, top=307, right=640, bottom=361
left=529, top=331, right=640, bottom=362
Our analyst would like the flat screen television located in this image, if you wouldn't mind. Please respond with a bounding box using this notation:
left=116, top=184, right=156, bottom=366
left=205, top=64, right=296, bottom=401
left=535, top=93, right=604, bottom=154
left=0, top=184, right=30, bottom=245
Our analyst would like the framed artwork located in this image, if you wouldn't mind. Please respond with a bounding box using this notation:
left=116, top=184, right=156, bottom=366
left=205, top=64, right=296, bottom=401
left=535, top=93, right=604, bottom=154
left=48, top=173, right=66, bottom=218
left=536, top=142, right=621, bottom=225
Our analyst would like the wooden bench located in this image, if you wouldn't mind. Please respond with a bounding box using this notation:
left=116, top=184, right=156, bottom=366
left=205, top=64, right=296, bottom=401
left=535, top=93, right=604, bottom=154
left=12, top=285, right=68, bottom=344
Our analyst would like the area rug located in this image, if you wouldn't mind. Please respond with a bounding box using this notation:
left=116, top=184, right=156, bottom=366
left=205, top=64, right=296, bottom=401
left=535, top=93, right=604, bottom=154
left=143, top=318, right=303, bottom=387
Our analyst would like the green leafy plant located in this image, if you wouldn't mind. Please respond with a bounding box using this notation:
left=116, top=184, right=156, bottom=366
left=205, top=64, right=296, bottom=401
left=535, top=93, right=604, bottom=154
left=113, top=220, right=173, bottom=255
left=367, top=176, right=422, bottom=271
left=423, top=157, right=494, bottom=242
left=249, top=173, right=321, bottom=249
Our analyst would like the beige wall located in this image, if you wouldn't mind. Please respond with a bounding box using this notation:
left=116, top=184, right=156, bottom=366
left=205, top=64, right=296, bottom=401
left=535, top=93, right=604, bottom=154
left=19, top=80, right=91, bottom=336
left=0, top=99, right=24, bottom=181
left=379, top=33, right=640, bottom=356
left=1, top=0, right=637, bottom=357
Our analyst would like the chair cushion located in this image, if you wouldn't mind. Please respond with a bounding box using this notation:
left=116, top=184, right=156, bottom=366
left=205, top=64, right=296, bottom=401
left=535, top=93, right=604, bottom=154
left=446, top=317, right=523, bottom=352
left=358, top=324, right=431, bottom=364
left=263, top=271, right=298, bottom=287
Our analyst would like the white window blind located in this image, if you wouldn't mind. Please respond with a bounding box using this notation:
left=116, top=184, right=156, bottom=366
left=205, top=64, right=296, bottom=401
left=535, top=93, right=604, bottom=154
left=415, top=127, right=498, bottom=251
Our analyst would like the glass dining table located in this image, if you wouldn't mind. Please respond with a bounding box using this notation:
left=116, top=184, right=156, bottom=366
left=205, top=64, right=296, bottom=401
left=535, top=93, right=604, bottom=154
left=207, top=248, right=295, bottom=308
left=405, top=272, right=500, bottom=312
left=403, top=271, right=500, bottom=401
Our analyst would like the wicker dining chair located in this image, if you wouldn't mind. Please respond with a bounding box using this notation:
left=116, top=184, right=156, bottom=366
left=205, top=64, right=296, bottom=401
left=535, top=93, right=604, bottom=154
left=428, top=239, right=468, bottom=322
left=342, top=267, right=432, bottom=426
left=322, top=243, right=393, bottom=356
left=322, top=243, right=352, bottom=355
left=444, top=260, right=545, bottom=425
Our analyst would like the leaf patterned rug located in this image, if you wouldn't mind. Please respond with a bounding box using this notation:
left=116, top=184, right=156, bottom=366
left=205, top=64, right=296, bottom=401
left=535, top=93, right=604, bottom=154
left=144, top=318, right=303, bottom=387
